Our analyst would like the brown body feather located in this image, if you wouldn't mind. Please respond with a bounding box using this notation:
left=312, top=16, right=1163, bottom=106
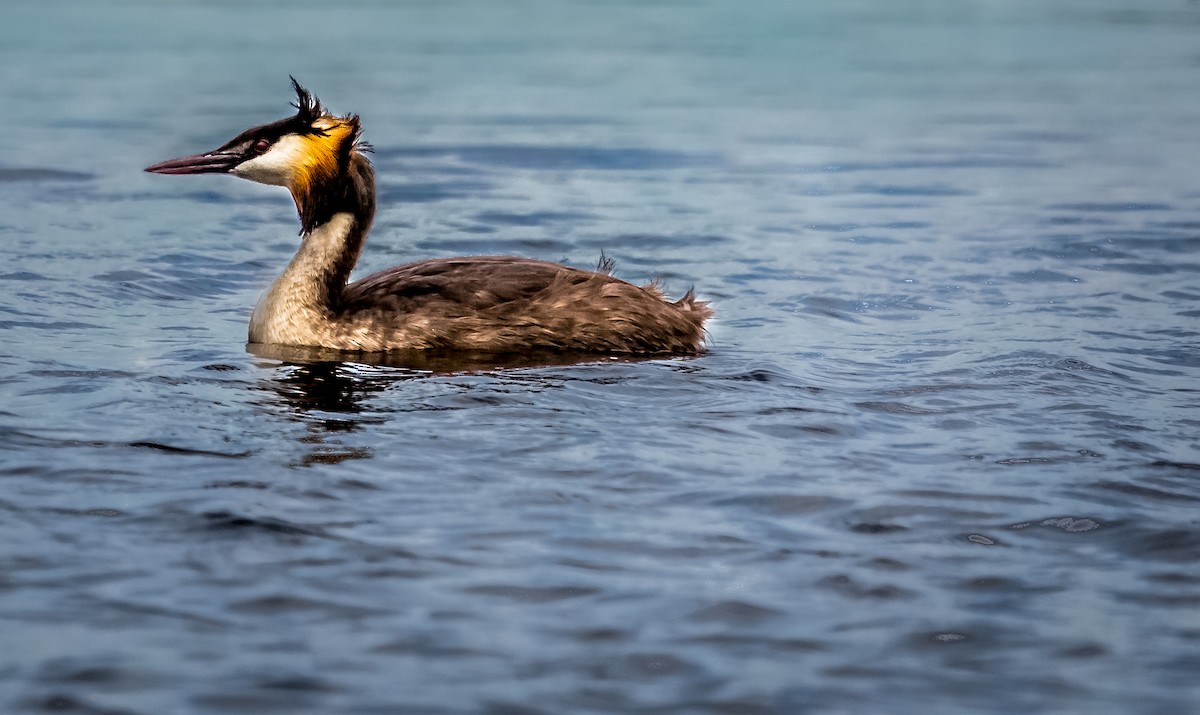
left=250, top=143, right=711, bottom=354
left=338, top=256, right=712, bottom=353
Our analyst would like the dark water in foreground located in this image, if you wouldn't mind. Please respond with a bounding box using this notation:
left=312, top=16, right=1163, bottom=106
left=2, top=1, right=1199, bottom=713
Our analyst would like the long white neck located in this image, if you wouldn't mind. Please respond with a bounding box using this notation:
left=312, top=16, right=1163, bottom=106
left=248, top=212, right=363, bottom=345
left=246, top=150, right=375, bottom=347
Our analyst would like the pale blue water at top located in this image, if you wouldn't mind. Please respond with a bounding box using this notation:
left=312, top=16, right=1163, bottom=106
left=1, top=1, right=1198, bottom=713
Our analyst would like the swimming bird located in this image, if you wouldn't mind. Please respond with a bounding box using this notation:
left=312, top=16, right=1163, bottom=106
left=145, top=79, right=711, bottom=354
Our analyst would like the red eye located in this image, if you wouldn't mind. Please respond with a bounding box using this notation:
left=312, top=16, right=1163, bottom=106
left=253, top=138, right=272, bottom=154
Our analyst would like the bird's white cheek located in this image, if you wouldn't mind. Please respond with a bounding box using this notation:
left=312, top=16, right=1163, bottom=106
left=231, top=135, right=306, bottom=186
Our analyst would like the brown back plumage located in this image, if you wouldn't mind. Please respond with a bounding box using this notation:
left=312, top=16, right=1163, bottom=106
left=339, top=256, right=712, bottom=353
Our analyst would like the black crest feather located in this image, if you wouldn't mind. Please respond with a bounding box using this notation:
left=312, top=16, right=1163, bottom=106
left=289, top=76, right=325, bottom=125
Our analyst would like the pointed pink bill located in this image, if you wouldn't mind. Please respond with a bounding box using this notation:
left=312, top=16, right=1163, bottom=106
left=145, top=150, right=241, bottom=175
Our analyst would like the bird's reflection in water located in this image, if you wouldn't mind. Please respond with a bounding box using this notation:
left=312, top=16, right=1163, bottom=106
left=249, top=343, right=651, bottom=466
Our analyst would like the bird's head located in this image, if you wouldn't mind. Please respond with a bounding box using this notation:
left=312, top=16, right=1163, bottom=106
left=145, top=77, right=366, bottom=198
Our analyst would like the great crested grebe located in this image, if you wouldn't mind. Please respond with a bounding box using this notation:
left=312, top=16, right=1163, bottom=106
left=145, top=79, right=711, bottom=354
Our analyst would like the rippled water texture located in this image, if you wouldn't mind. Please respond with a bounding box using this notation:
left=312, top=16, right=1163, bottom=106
left=2, top=1, right=1199, bottom=713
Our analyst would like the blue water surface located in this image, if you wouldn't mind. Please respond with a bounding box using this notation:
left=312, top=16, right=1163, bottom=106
left=1, top=1, right=1198, bottom=713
